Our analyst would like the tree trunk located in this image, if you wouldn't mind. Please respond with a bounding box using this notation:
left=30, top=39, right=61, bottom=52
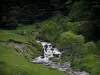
left=71, top=54, right=75, bottom=66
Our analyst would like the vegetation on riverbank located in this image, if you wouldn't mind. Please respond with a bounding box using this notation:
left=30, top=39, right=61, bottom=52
left=0, top=43, right=70, bottom=75
left=0, top=0, right=100, bottom=75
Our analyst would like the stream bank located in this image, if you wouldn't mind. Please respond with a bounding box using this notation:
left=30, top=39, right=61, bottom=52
left=31, top=40, right=90, bottom=75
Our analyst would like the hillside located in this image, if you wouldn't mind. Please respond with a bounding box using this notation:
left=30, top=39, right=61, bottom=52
left=0, top=0, right=100, bottom=75
left=0, top=30, right=70, bottom=75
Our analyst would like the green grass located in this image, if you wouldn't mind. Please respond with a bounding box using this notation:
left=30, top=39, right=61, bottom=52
left=1, top=24, right=100, bottom=75
left=72, top=53, right=100, bottom=75
left=0, top=43, right=70, bottom=75
left=0, top=30, right=28, bottom=43
left=17, top=24, right=35, bottom=31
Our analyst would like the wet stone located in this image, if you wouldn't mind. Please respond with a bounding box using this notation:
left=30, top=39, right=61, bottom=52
left=31, top=40, right=90, bottom=75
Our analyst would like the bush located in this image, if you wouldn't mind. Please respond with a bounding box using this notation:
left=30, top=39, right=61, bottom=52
left=84, top=42, right=97, bottom=54
left=56, top=31, right=84, bottom=64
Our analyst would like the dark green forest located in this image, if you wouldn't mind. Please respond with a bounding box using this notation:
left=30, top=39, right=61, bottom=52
left=0, top=0, right=100, bottom=75
left=0, top=0, right=100, bottom=41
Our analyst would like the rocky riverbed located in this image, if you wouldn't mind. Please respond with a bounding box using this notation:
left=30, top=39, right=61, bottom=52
left=31, top=40, right=90, bottom=75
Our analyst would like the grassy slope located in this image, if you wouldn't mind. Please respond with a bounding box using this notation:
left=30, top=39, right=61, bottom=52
left=0, top=30, right=28, bottom=43
left=1, top=24, right=100, bottom=75
left=0, top=43, right=69, bottom=75
left=17, top=24, right=35, bottom=31
left=0, top=28, right=70, bottom=75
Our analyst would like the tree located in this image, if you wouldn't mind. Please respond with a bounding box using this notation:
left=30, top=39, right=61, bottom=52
left=84, top=41, right=96, bottom=54
left=68, top=1, right=90, bottom=21
left=57, top=31, right=84, bottom=65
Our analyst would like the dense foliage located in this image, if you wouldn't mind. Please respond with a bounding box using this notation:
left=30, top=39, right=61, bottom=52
left=0, top=0, right=100, bottom=75
left=56, top=31, right=84, bottom=65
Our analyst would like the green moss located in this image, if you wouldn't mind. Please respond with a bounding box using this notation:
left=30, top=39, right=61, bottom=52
left=50, top=57, right=62, bottom=63
left=24, top=43, right=43, bottom=59
left=27, top=36, right=36, bottom=43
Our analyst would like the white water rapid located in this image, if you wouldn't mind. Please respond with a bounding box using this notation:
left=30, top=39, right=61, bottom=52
left=31, top=40, right=90, bottom=75
left=32, top=40, right=61, bottom=63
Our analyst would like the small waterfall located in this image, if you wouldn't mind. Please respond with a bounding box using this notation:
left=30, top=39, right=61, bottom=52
left=31, top=40, right=90, bottom=75
left=32, top=40, right=61, bottom=63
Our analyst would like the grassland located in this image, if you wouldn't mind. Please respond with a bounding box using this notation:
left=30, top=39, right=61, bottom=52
left=0, top=30, right=28, bottom=43
left=0, top=24, right=100, bottom=75
left=0, top=28, right=70, bottom=75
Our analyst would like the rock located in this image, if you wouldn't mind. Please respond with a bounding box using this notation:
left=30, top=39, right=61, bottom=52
left=31, top=40, right=90, bottom=75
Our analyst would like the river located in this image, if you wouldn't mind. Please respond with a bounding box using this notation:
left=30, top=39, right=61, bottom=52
left=31, top=40, right=90, bottom=75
